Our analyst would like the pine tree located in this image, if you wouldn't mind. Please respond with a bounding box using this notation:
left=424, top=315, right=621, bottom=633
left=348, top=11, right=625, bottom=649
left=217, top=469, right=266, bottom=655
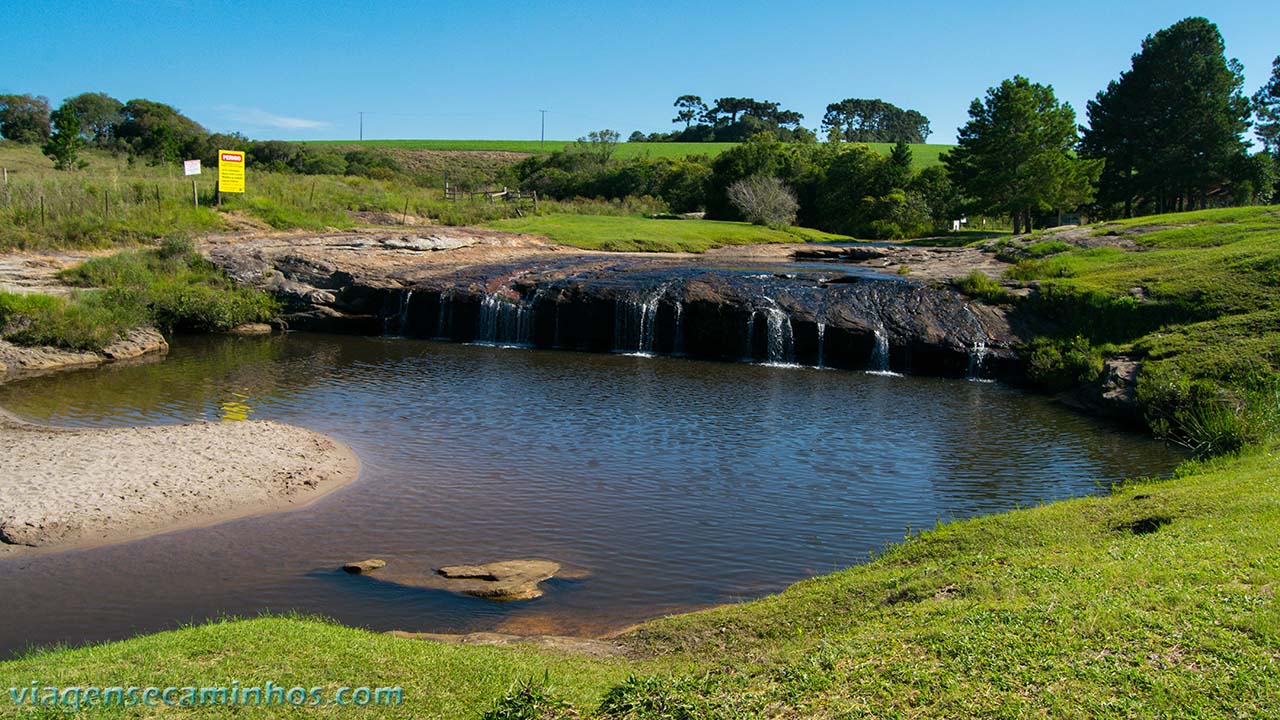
left=1254, top=56, right=1280, bottom=156
left=1082, top=17, right=1251, bottom=216
left=943, top=76, right=1099, bottom=234
left=43, top=106, right=86, bottom=171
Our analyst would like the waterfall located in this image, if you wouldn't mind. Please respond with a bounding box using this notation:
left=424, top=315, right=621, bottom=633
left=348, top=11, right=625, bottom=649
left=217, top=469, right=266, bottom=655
left=866, top=324, right=899, bottom=376
left=476, top=292, right=532, bottom=347
left=760, top=304, right=796, bottom=366
left=967, top=340, right=993, bottom=382
left=743, top=311, right=756, bottom=361
left=435, top=291, right=451, bottom=340
left=816, top=322, right=825, bottom=369
left=398, top=290, right=413, bottom=335
left=671, top=301, right=684, bottom=356
left=614, top=286, right=664, bottom=356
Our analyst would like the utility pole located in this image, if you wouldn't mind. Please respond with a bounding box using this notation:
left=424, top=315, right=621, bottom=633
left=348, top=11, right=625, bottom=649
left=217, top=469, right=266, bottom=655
left=359, top=111, right=364, bottom=142
left=539, top=109, right=547, bottom=150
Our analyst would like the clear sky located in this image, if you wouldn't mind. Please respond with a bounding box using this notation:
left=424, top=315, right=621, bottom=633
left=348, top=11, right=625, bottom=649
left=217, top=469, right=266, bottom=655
left=2, top=1, right=1277, bottom=144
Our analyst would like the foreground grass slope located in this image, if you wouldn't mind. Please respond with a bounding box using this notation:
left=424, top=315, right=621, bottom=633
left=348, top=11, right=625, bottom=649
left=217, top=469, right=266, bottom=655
left=3, top=447, right=1276, bottom=717
left=486, top=214, right=850, bottom=252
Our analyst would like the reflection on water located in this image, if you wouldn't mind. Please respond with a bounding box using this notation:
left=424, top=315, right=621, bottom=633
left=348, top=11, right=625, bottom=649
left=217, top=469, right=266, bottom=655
left=0, top=334, right=1183, bottom=656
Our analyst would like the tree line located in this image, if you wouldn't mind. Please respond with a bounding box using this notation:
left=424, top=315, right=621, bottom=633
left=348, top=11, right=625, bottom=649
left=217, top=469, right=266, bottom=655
left=628, top=95, right=932, bottom=145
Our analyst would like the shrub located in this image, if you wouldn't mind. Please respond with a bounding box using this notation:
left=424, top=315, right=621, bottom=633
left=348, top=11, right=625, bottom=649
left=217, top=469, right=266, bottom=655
left=1025, top=336, right=1104, bottom=391
left=953, top=270, right=1011, bottom=303
left=1137, top=364, right=1280, bottom=456
left=726, top=174, right=798, bottom=227
left=480, top=679, right=576, bottom=720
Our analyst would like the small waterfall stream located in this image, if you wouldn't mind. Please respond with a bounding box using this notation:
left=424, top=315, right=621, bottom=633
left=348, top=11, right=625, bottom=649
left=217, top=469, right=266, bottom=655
left=398, top=290, right=413, bottom=335
left=760, top=301, right=796, bottom=366
left=967, top=341, right=992, bottom=382
left=816, top=322, right=825, bottom=369
left=476, top=292, right=533, bottom=346
left=671, top=301, right=684, bottom=356
left=614, top=286, right=666, bottom=356
left=866, top=324, right=899, bottom=376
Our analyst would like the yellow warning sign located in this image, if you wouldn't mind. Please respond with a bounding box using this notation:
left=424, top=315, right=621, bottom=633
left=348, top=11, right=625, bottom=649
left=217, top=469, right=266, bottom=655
left=217, top=150, right=246, bottom=193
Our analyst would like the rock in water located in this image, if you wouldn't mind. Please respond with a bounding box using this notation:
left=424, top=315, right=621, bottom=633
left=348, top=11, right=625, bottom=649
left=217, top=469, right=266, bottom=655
left=342, top=558, right=387, bottom=574
left=436, top=559, right=562, bottom=601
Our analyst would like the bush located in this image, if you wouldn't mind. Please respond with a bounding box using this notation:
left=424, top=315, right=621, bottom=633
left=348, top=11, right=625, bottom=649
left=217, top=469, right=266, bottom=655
left=1137, top=364, right=1280, bottom=456
left=953, top=270, right=1011, bottom=303
left=726, top=175, right=798, bottom=226
left=1025, top=336, right=1104, bottom=391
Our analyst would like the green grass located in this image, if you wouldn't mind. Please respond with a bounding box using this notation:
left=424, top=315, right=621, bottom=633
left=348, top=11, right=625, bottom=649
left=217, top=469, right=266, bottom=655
left=1006, top=206, right=1280, bottom=452
left=0, top=238, right=278, bottom=351
left=305, top=139, right=954, bottom=168
left=4, top=445, right=1278, bottom=717
left=484, top=214, right=852, bottom=253
left=0, top=614, right=655, bottom=718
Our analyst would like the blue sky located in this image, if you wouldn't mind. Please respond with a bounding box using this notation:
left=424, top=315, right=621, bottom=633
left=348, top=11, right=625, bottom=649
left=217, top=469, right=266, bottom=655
left=2, top=1, right=1277, bottom=144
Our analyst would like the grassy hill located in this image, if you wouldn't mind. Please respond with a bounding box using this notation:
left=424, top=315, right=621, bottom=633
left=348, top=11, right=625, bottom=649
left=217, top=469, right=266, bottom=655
left=305, top=139, right=954, bottom=168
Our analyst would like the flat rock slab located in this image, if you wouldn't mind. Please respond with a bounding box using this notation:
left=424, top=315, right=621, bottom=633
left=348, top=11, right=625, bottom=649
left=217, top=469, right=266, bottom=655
left=436, top=559, right=562, bottom=600
left=342, top=558, right=386, bottom=574
left=386, top=630, right=626, bottom=658
left=0, top=328, right=168, bottom=384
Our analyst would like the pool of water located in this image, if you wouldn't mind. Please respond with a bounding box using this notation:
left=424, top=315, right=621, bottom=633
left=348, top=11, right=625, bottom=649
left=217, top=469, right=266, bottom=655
left=0, top=334, right=1182, bottom=655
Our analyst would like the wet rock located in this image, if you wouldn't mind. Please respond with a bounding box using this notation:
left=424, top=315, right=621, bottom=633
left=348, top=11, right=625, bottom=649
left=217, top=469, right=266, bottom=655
left=342, top=558, right=386, bottom=574
left=225, top=323, right=273, bottom=336
left=101, top=328, right=169, bottom=360
left=385, top=630, right=626, bottom=657
left=436, top=559, right=562, bottom=601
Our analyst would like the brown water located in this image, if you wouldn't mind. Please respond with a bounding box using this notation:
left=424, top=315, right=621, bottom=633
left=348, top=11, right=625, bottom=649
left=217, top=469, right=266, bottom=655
left=0, top=334, right=1182, bottom=656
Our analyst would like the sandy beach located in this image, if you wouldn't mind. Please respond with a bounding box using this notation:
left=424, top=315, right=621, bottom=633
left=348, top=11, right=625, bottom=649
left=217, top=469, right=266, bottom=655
left=0, top=408, right=360, bottom=556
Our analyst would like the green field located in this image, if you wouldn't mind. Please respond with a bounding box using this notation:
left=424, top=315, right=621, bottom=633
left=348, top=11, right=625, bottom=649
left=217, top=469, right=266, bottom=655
left=485, top=214, right=851, bottom=252
left=305, top=139, right=954, bottom=167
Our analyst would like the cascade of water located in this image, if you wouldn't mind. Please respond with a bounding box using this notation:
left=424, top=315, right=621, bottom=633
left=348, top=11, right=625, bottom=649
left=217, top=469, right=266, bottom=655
left=866, top=324, right=896, bottom=375
left=967, top=340, right=992, bottom=381
left=435, top=291, right=451, bottom=340
left=476, top=292, right=532, bottom=346
left=614, top=286, right=664, bottom=355
left=815, top=321, right=825, bottom=368
left=671, top=301, right=684, bottom=356
left=761, top=303, right=795, bottom=365
left=398, top=290, right=413, bottom=335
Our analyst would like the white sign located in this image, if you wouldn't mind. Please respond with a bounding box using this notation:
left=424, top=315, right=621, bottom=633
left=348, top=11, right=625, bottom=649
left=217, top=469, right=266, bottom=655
left=183, top=159, right=202, bottom=176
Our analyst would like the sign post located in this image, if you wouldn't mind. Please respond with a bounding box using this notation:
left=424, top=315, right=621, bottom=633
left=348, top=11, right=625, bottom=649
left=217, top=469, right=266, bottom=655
left=183, top=159, right=202, bottom=207
left=217, top=150, right=246, bottom=205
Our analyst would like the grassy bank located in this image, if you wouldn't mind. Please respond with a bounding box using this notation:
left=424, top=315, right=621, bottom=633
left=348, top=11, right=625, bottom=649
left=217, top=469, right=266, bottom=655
left=3, top=446, right=1276, bottom=717
left=1001, top=207, right=1280, bottom=454
left=486, top=214, right=850, bottom=252
left=0, top=238, right=276, bottom=351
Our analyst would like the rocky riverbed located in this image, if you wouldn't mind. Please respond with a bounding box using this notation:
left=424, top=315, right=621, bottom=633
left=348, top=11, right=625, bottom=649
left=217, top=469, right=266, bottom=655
left=207, top=228, right=1024, bottom=380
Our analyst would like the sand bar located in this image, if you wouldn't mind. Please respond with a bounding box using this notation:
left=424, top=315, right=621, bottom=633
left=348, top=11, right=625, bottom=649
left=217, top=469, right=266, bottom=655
left=0, top=409, right=360, bottom=556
